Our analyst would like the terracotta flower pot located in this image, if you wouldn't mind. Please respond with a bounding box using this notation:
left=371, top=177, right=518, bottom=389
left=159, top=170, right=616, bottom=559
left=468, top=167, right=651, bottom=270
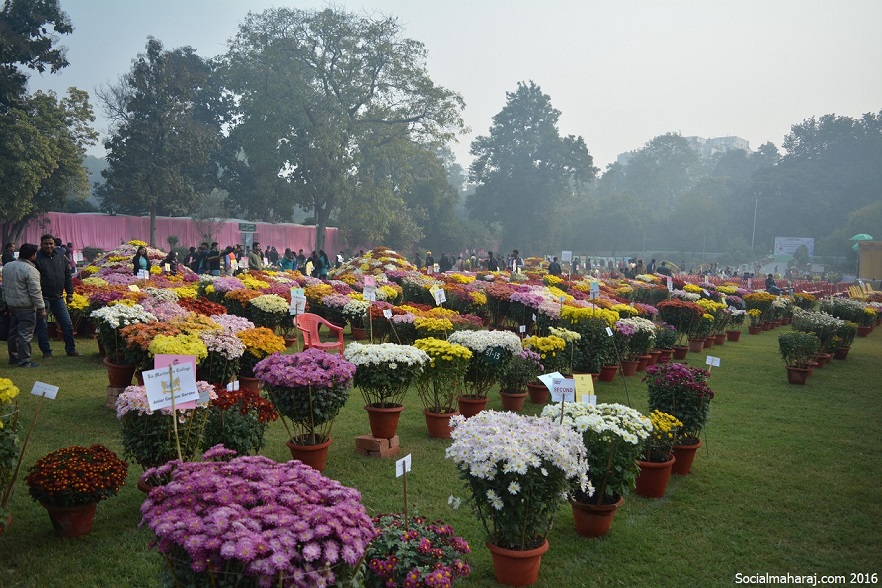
left=239, top=376, right=262, bottom=393
left=486, top=539, right=549, bottom=587
left=525, top=382, right=550, bottom=404
left=350, top=326, right=367, bottom=340
left=499, top=391, right=528, bottom=412
left=570, top=496, right=624, bottom=537
left=598, top=364, right=619, bottom=382
left=671, top=440, right=702, bottom=475
left=636, top=354, right=652, bottom=372
left=726, top=330, right=742, bottom=342
left=423, top=410, right=458, bottom=438
left=286, top=436, right=332, bottom=472
left=620, top=359, right=639, bottom=377
left=671, top=346, right=689, bottom=360
left=103, top=357, right=136, bottom=388
left=635, top=456, right=676, bottom=498
left=786, top=366, right=810, bottom=385
left=832, top=346, right=850, bottom=360
left=748, top=326, right=762, bottom=335
left=457, top=396, right=489, bottom=418
left=364, top=404, right=404, bottom=438
left=713, top=334, right=726, bottom=345
left=703, top=336, right=714, bottom=349
left=761, top=322, right=771, bottom=331
left=656, top=348, right=674, bottom=363
left=688, top=339, right=705, bottom=353
left=647, top=350, right=662, bottom=366
left=41, top=502, right=98, bottom=537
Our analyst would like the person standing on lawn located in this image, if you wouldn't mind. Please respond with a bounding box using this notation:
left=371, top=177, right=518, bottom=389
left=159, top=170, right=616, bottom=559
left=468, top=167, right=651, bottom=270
left=33, top=234, right=80, bottom=359
left=4, top=243, right=47, bottom=367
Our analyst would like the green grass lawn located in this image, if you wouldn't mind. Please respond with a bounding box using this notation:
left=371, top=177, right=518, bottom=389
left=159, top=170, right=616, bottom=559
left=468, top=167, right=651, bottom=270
left=1, top=327, right=880, bottom=587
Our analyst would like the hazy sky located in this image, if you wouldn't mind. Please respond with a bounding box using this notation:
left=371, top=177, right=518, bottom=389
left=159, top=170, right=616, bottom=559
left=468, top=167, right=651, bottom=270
left=27, top=0, right=882, bottom=171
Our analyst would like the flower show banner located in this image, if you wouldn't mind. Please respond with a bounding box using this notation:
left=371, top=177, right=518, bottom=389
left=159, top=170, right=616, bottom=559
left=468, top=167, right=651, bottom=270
left=774, top=237, right=814, bottom=256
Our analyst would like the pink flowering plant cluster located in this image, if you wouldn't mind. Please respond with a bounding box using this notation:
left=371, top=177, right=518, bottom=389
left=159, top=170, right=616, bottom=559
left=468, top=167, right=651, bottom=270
left=254, top=350, right=356, bottom=445
left=140, top=446, right=376, bottom=587
left=115, top=382, right=217, bottom=479
left=363, top=511, right=471, bottom=588
left=445, top=410, right=589, bottom=551
left=198, top=330, right=246, bottom=385
left=644, top=362, right=714, bottom=444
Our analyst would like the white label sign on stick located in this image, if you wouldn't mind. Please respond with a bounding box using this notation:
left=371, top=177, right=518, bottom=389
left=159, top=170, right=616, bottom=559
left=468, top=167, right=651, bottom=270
left=589, top=281, right=600, bottom=300
left=363, top=286, right=377, bottom=301
left=550, top=378, right=576, bottom=403
left=432, top=288, right=446, bottom=305
left=396, top=454, right=412, bottom=477
left=537, top=371, right=565, bottom=391
left=383, top=309, right=393, bottom=319
left=137, top=270, right=150, bottom=280
left=667, top=277, right=673, bottom=291
left=705, top=356, right=721, bottom=367
left=143, top=363, right=199, bottom=411
left=31, top=381, right=59, bottom=400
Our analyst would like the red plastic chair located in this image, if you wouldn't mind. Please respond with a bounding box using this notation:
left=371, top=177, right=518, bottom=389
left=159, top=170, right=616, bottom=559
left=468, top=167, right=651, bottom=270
left=295, top=313, right=345, bottom=355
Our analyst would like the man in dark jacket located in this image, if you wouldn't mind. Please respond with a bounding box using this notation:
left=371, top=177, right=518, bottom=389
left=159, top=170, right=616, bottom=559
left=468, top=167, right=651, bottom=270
left=33, top=234, right=80, bottom=358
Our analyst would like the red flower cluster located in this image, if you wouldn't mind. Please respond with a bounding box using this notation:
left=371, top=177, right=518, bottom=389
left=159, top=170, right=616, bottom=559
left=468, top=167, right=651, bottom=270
left=209, top=384, right=277, bottom=423
left=24, top=444, right=128, bottom=506
left=178, top=297, right=227, bottom=316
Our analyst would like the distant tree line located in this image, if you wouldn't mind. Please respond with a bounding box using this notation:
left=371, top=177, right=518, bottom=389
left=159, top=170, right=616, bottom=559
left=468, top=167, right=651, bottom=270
left=2, top=1, right=879, bottom=262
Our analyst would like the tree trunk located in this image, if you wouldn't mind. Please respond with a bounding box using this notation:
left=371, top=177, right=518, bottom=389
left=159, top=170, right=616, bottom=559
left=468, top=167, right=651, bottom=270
left=2, top=215, right=37, bottom=248
left=149, top=205, right=157, bottom=248
left=314, top=203, right=329, bottom=253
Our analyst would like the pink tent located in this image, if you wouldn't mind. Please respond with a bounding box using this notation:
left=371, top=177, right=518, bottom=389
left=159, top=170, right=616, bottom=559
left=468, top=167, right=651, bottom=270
left=20, top=212, right=344, bottom=255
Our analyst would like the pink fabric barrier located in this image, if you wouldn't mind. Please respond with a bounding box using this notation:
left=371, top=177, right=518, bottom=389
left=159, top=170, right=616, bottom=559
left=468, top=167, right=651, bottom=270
left=20, top=212, right=343, bottom=255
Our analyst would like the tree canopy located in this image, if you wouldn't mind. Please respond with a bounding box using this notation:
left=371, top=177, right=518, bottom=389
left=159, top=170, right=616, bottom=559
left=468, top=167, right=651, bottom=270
left=468, top=81, right=596, bottom=253
left=97, top=38, right=222, bottom=246
left=220, top=7, right=466, bottom=252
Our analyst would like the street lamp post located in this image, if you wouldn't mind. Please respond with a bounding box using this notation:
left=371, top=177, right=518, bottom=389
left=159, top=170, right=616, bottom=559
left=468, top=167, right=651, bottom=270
left=751, top=197, right=758, bottom=252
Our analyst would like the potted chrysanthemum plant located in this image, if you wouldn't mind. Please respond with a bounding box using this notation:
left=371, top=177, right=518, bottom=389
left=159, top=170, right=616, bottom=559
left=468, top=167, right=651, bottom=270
left=412, top=337, right=473, bottom=437
left=362, top=511, right=472, bottom=588
left=254, top=349, right=356, bottom=471
left=446, top=330, right=522, bottom=417
left=497, top=348, right=543, bottom=411
left=115, top=381, right=217, bottom=488
left=344, top=342, right=429, bottom=438
left=25, top=444, right=128, bottom=537
left=541, top=402, right=651, bottom=537
left=140, top=446, right=376, bottom=587
left=635, top=410, right=683, bottom=498
left=644, top=362, right=714, bottom=474
left=445, top=410, right=588, bottom=587
left=0, top=378, right=22, bottom=534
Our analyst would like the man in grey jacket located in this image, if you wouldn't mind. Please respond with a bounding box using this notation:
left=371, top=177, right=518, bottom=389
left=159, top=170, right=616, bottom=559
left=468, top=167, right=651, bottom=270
left=3, top=244, right=47, bottom=367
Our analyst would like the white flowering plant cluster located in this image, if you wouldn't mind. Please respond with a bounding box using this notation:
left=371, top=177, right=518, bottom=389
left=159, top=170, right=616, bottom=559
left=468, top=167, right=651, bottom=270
left=343, top=342, right=429, bottom=407
left=617, top=316, right=657, bottom=358
left=90, top=304, right=157, bottom=363
left=248, top=294, right=289, bottom=329
left=447, top=330, right=522, bottom=398
left=445, top=410, right=589, bottom=551
left=541, top=402, right=651, bottom=506
left=342, top=299, right=371, bottom=327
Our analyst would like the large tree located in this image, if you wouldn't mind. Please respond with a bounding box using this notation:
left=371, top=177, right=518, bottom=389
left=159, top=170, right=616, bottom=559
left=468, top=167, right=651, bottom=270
left=468, top=81, right=596, bottom=254
left=0, top=0, right=95, bottom=244
left=0, top=88, right=96, bottom=243
left=97, top=38, right=222, bottom=246
left=0, top=0, right=72, bottom=109
left=221, top=7, right=465, bottom=252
